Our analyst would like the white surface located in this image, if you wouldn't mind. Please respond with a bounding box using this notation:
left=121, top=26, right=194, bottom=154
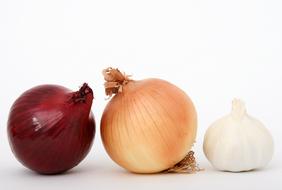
left=0, top=0, right=281, bottom=189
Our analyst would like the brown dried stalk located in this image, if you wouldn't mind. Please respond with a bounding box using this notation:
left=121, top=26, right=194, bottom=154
left=102, top=67, right=132, bottom=97
left=164, top=151, right=203, bottom=173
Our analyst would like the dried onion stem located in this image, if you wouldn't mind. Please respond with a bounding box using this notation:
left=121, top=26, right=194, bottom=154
left=103, top=67, right=132, bottom=97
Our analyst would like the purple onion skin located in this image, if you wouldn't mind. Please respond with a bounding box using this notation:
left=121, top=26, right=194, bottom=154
left=7, top=83, right=95, bottom=174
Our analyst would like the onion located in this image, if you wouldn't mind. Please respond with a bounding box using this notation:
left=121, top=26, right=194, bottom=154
left=101, top=68, right=199, bottom=174
left=7, top=83, right=95, bottom=174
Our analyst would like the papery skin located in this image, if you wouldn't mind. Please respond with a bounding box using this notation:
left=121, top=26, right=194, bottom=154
left=101, top=79, right=197, bottom=173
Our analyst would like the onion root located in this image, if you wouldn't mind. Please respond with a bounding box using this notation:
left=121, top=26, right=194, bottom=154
left=165, top=151, right=203, bottom=174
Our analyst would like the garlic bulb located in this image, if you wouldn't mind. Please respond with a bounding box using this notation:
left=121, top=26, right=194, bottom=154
left=203, top=99, right=274, bottom=172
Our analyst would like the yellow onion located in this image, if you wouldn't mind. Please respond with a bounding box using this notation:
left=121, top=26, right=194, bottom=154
left=101, top=68, right=198, bottom=174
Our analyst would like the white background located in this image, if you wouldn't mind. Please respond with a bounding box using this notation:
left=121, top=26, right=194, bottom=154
left=0, top=0, right=281, bottom=189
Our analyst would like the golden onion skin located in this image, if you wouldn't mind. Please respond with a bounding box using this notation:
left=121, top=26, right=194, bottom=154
left=101, top=78, right=197, bottom=173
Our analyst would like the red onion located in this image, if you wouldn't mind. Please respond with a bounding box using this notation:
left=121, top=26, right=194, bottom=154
left=7, top=83, right=95, bottom=174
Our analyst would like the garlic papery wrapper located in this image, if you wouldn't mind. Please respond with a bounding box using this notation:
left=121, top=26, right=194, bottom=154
left=101, top=68, right=199, bottom=174
left=203, top=99, right=274, bottom=172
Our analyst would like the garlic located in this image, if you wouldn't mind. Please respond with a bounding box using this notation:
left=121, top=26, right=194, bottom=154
left=203, top=99, right=274, bottom=172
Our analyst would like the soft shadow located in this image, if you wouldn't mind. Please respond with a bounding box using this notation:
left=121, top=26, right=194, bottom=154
left=107, top=167, right=203, bottom=177
left=9, top=162, right=103, bottom=178
left=211, top=165, right=278, bottom=174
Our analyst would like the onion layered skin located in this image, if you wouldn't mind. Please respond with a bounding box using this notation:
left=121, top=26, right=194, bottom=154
left=7, top=84, right=95, bottom=174
left=101, top=79, right=197, bottom=173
